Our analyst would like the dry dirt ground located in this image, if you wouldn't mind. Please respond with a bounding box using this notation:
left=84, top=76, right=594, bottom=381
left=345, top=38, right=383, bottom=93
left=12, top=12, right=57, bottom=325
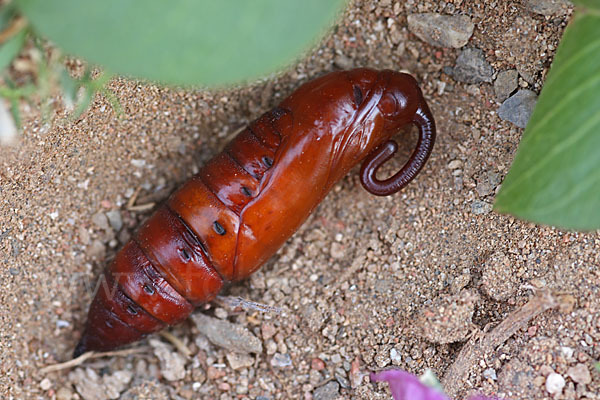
left=1, top=1, right=599, bottom=399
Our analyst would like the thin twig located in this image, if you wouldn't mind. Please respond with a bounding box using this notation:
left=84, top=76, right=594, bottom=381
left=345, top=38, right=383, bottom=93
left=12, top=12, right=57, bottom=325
left=441, top=291, right=558, bottom=397
left=126, top=186, right=142, bottom=209
left=127, top=203, right=155, bottom=212
left=39, top=346, right=149, bottom=374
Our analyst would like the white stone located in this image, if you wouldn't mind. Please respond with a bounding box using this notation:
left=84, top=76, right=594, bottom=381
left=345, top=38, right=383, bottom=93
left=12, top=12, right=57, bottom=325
left=545, top=372, right=565, bottom=394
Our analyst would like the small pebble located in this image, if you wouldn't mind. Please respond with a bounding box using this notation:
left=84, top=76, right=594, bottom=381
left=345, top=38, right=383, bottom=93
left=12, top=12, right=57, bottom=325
left=447, top=160, right=463, bottom=169
left=87, top=240, right=106, bottom=260
left=313, top=381, right=340, bottom=400
left=130, top=159, right=146, bottom=168
left=451, top=47, right=494, bottom=84
left=261, top=322, right=277, bottom=340
left=471, top=200, right=493, bottom=215
left=56, top=387, right=74, bottom=400
left=206, top=366, right=226, bottom=380
left=191, top=313, right=262, bottom=353
left=546, top=372, right=565, bottom=394
left=330, top=242, right=345, bottom=259
left=102, top=370, right=133, bottom=399
left=390, top=348, right=402, bottom=365
left=497, top=89, right=538, bottom=128
left=120, top=381, right=171, bottom=399
left=270, top=353, right=292, bottom=368
left=476, top=181, right=492, bottom=197
left=533, top=375, right=546, bottom=387
left=540, top=365, right=555, bottom=376
left=91, top=211, right=110, bottom=231
left=407, top=13, right=474, bottom=48
left=560, top=346, right=574, bottom=359
left=40, top=378, right=52, bottom=390
left=56, top=319, right=70, bottom=328
left=335, top=372, right=350, bottom=389
left=150, top=339, right=186, bottom=381
left=266, top=339, right=277, bottom=355
left=226, top=352, right=254, bottom=370
left=69, top=368, right=105, bottom=400
left=105, top=210, right=123, bottom=231
left=494, top=69, right=519, bottom=102
left=78, top=226, right=91, bottom=245
left=334, top=54, right=353, bottom=70
left=311, top=357, right=326, bottom=370
left=483, top=368, right=497, bottom=381
left=214, top=307, right=228, bottom=319
left=523, top=0, right=571, bottom=16
left=567, top=363, right=591, bottom=384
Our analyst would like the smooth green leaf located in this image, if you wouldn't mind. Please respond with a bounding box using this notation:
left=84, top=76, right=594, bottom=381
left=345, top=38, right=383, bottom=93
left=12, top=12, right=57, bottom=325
left=494, top=12, right=600, bottom=230
left=0, top=5, right=17, bottom=30
left=9, top=96, right=21, bottom=128
left=59, top=68, right=79, bottom=105
left=0, top=28, right=26, bottom=74
left=15, top=0, right=345, bottom=87
left=572, top=0, right=600, bottom=11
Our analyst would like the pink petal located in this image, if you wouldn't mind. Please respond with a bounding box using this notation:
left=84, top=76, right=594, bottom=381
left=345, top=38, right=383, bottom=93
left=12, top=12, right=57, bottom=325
left=370, top=370, right=450, bottom=400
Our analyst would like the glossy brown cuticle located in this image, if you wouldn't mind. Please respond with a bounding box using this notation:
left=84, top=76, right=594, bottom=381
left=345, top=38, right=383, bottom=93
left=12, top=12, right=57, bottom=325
left=74, top=68, right=436, bottom=356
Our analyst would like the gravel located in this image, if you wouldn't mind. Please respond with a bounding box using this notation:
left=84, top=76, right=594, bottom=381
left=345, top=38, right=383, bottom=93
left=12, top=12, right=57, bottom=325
left=191, top=313, right=262, bottom=354
left=91, top=211, right=110, bottom=231
left=150, top=339, right=187, bottom=381
left=226, top=352, right=254, bottom=370
left=546, top=372, right=566, bottom=394
left=414, top=289, right=480, bottom=344
left=105, top=210, right=123, bottom=232
left=482, top=251, right=518, bottom=301
left=451, top=47, right=495, bottom=83
left=313, top=381, right=341, bottom=400
left=497, top=89, right=538, bottom=128
left=523, top=0, right=572, bottom=16
left=407, top=13, right=474, bottom=48
left=494, top=69, right=519, bottom=102
left=471, top=200, right=493, bottom=215
left=270, top=353, right=292, bottom=368
left=567, top=363, right=591, bottom=385
left=3, top=1, right=597, bottom=400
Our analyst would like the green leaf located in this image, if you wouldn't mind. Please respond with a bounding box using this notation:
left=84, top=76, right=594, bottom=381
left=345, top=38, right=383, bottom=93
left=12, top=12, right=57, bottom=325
left=15, top=0, right=345, bottom=87
left=494, top=12, right=600, bottom=230
left=59, top=67, right=79, bottom=105
left=0, top=28, right=26, bottom=74
left=0, top=5, right=17, bottom=30
left=9, top=97, right=21, bottom=128
left=572, top=0, right=600, bottom=11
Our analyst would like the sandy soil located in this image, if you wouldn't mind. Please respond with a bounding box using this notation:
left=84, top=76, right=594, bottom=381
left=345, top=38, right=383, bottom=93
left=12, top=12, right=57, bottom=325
left=1, top=1, right=598, bottom=399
